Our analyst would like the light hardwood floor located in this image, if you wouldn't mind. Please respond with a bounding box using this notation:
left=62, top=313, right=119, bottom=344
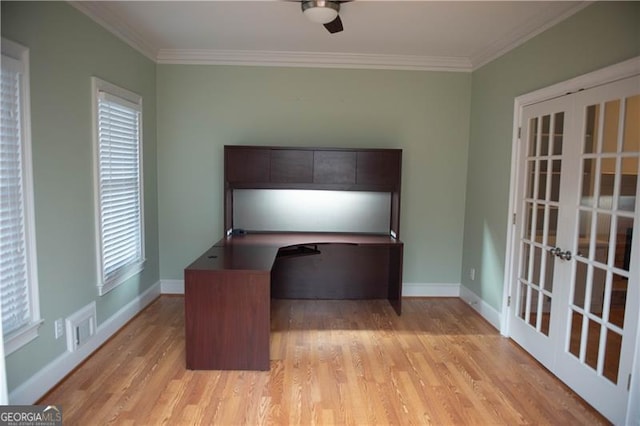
left=40, top=296, right=608, bottom=425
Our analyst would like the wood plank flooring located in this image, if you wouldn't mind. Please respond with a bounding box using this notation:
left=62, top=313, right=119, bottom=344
left=40, top=296, right=608, bottom=425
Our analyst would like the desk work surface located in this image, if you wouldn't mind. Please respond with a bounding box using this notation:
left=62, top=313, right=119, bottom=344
left=186, top=232, right=403, bottom=272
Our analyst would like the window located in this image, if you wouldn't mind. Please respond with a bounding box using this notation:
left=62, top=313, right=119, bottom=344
left=92, top=77, right=144, bottom=296
left=1, top=38, right=42, bottom=354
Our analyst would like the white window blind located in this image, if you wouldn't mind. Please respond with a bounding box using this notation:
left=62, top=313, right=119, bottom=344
left=1, top=56, right=30, bottom=335
left=95, top=82, right=144, bottom=295
left=1, top=40, right=40, bottom=353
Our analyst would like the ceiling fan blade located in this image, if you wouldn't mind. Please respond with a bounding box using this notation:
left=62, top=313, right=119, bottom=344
left=323, top=15, right=343, bottom=34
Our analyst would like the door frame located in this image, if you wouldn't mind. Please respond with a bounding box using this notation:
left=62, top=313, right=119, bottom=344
left=501, top=56, right=640, bottom=424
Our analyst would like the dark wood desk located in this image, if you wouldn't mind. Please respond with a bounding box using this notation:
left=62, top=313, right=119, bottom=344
left=184, top=232, right=403, bottom=370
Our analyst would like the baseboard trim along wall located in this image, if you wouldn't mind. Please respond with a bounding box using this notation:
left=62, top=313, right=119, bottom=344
left=163, top=280, right=462, bottom=298
left=402, top=282, right=461, bottom=297
left=9, top=281, right=162, bottom=404
left=163, top=279, right=502, bottom=328
left=161, top=279, right=185, bottom=294
left=459, top=285, right=502, bottom=330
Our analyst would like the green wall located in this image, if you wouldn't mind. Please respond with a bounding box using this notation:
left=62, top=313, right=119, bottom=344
left=157, top=66, right=471, bottom=285
left=461, top=1, right=640, bottom=310
left=1, top=2, right=158, bottom=391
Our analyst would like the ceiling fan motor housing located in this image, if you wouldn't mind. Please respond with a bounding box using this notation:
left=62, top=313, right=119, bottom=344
left=302, top=1, right=340, bottom=25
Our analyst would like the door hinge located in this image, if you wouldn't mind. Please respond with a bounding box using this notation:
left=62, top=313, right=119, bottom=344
left=629, top=374, right=632, bottom=391
left=507, top=296, right=511, bottom=307
left=518, top=127, right=522, bottom=139
left=512, top=213, right=516, bottom=225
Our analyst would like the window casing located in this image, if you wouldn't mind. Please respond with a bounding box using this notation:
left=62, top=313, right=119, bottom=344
left=92, top=77, right=145, bottom=296
left=1, top=38, right=42, bottom=354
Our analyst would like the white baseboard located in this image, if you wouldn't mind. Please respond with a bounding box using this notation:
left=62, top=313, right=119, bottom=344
left=162, top=280, right=461, bottom=298
left=161, top=280, right=499, bottom=329
left=160, top=279, right=184, bottom=294
left=402, top=282, right=460, bottom=297
left=9, top=281, right=162, bottom=404
left=459, top=285, right=502, bottom=331
left=159, top=280, right=499, bottom=330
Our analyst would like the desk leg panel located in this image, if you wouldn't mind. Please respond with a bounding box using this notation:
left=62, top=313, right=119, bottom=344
left=184, top=270, right=270, bottom=370
left=388, top=244, right=404, bottom=315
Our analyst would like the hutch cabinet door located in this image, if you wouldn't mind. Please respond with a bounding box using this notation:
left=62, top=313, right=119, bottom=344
left=356, top=150, right=401, bottom=186
left=313, top=150, right=357, bottom=184
left=225, top=147, right=270, bottom=183
left=270, top=149, right=313, bottom=183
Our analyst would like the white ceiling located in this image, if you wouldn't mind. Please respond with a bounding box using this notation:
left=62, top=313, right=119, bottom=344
left=71, top=1, right=589, bottom=71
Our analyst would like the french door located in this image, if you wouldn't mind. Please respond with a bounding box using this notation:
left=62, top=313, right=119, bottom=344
left=509, top=75, right=639, bottom=424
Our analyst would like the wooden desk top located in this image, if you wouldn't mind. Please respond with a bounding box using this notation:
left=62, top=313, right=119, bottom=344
left=186, top=232, right=402, bottom=272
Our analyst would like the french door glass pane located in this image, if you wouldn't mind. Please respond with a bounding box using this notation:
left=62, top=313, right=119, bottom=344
left=594, top=213, right=612, bottom=264
left=541, top=115, right=551, bottom=155
left=590, top=267, right=607, bottom=318
left=569, top=312, right=583, bottom=358
left=578, top=210, right=592, bottom=254
left=581, top=159, right=596, bottom=206
left=521, top=243, right=531, bottom=278
left=529, top=289, right=540, bottom=328
left=538, top=162, right=548, bottom=200
left=548, top=207, right=559, bottom=243
left=553, top=112, right=564, bottom=155
left=527, top=161, right=536, bottom=198
left=540, top=295, right=551, bottom=335
left=584, top=105, right=599, bottom=154
left=610, top=273, right=627, bottom=329
left=602, top=100, right=620, bottom=153
left=598, top=158, right=616, bottom=207
left=585, top=319, right=601, bottom=370
left=535, top=208, right=545, bottom=243
left=524, top=202, right=534, bottom=239
left=551, top=160, right=561, bottom=201
left=604, top=330, right=622, bottom=383
left=529, top=117, right=539, bottom=155
left=532, top=246, right=542, bottom=284
left=518, top=281, right=528, bottom=320
left=619, top=157, right=638, bottom=212
left=615, top=217, right=634, bottom=271
left=622, top=95, right=639, bottom=152
left=573, top=262, right=588, bottom=309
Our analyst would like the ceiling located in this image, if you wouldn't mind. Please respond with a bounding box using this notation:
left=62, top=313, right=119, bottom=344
left=70, top=1, right=588, bottom=71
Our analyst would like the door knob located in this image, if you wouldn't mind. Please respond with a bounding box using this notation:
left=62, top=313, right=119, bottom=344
left=548, top=247, right=561, bottom=256
left=558, top=250, right=572, bottom=261
left=548, top=246, right=572, bottom=261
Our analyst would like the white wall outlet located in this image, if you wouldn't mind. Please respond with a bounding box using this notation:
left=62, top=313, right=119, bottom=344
left=54, top=318, right=64, bottom=339
left=470, top=268, right=476, bottom=281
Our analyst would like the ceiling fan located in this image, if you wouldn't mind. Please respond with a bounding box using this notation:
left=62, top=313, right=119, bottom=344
left=300, top=0, right=348, bottom=34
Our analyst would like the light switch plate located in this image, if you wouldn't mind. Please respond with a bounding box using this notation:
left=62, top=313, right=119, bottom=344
left=54, top=318, right=64, bottom=339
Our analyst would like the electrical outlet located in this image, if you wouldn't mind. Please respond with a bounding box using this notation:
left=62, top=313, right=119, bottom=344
left=54, top=318, right=64, bottom=339
left=470, top=268, right=476, bottom=281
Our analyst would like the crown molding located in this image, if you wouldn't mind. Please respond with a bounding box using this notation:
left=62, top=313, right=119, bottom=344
left=69, top=1, right=157, bottom=61
left=69, top=0, right=586, bottom=72
left=470, top=1, right=591, bottom=70
left=156, top=49, right=472, bottom=72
